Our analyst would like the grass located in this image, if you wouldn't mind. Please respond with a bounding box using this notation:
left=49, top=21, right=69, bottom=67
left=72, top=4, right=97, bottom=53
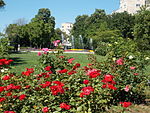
left=10, top=52, right=40, bottom=74
left=9, top=52, right=150, bottom=74
left=9, top=52, right=105, bottom=74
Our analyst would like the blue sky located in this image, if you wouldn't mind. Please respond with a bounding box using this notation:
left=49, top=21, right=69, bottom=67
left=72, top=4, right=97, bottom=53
left=0, top=0, right=120, bottom=32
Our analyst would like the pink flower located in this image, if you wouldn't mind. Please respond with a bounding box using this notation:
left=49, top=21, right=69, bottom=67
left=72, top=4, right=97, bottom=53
left=68, top=58, right=75, bottom=63
left=124, top=85, right=130, bottom=92
left=53, top=40, right=60, bottom=46
left=37, top=52, right=42, bottom=56
left=42, top=48, right=49, bottom=52
left=42, top=107, right=49, bottom=113
left=130, top=66, right=136, bottom=70
left=134, top=73, right=139, bottom=75
left=116, top=58, right=124, bottom=65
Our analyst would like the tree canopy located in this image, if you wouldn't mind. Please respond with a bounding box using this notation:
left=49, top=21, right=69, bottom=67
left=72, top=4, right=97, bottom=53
left=0, top=0, right=5, bottom=7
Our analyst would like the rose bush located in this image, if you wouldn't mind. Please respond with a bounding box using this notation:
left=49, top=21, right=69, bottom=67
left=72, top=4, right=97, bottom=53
left=0, top=47, right=149, bottom=112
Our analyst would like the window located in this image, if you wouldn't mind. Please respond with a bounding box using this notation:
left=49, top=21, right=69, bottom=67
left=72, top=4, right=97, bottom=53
left=136, top=4, right=140, bottom=7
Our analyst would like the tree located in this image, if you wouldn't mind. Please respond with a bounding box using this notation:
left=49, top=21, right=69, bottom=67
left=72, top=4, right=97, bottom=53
left=0, top=0, right=5, bottom=7
left=72, top=15, right=89, bottom=38
left=134, top=10, right=150, bottom=50
left=28, top=8, right=55, bottom=48
left=108, top=12, right=135, bottom=39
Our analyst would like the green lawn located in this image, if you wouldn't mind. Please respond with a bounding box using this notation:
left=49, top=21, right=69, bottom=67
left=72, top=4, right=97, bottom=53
left=10, top=52, right=150, bottom=75
left=9, top=52, right=105, bottom=73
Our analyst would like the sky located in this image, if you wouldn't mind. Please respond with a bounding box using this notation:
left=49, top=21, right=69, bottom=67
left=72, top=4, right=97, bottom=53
left=0, top=0, right=120, bottom=32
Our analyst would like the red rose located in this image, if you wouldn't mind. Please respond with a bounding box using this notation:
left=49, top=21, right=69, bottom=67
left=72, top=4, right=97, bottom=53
left=68, top=70, right=76, bottom=75
left=104, top=74, right=114, bottom=82
left=80, top=86, right=94, bottom=97
left=19, top=94, right=26, bottom=100
left=42, top=107, right=49, bottom=113
left=25, top=85, right=31, bottom=89
left=50, top=85, right=64, bottom=95
left=6, top=92, right=12, bottom=96
left=13, top=85, right=21, bottom=90
left=60, top=103, right=71, bottom=110
left=40, top=81, right=51, bottom=88
left=58, top=69, right=68, bottom=74
left=44, top=66, right=52, bottom=71
left=4, top=111, right=16, bottom=113
left=52, top=81, right=64, bottom=86
left=4, top=59, right=13, bottom=65
left=120, top=102, right=132, bottom=107
left=2, top=75, right=11, bottom=80
left=0, top=86, right=4, bottom=93
left=0, top=97, right=6, bottom=102
left=108, top=84, right=117, bottom=90
left=102, top=84, right=107, bottom=88
left=86, top=69, right=101, bottom=78
left=83, top=80, right=89, bottom=84
left=26, top=68, right=34, bottom=73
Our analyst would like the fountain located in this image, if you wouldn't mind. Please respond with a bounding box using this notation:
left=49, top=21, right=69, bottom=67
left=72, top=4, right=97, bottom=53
left=71, top=35, right=75, bottom=49
left=79, top=35, right=84, bottom=49
left=61, top=33, right=64, bottom=43
left=90, top=38, right=93, bottom=50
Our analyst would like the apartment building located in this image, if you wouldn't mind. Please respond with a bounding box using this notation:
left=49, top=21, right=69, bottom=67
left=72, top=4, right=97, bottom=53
left=60, top=22, right=73, bottom=36
left=115, top=0, right=149, bottom=14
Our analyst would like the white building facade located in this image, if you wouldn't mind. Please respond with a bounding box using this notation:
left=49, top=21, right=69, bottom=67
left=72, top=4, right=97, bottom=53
left=115, top=0, right=149, bottom=14
left=60, top=22, right=73, bottom=36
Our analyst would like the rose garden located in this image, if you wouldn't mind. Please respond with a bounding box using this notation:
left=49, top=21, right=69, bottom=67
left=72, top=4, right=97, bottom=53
left=0, top=1, right=150, bottom=113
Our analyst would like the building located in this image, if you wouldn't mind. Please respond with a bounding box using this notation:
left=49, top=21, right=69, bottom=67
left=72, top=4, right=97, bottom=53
left=60, top=22, right=73, bottom=36
left=115, top=0, right=150, bottom=14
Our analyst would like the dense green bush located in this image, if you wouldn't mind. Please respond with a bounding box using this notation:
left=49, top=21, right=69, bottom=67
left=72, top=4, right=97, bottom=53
left=0, top=38, right=13, bottom=58
left=95, top=42, right=110, bottom=56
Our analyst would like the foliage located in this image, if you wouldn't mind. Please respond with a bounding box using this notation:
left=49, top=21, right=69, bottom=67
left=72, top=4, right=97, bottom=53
left=0, top=47, right=149, bottom=112
left=95, top=42, right=110, bottom=56
left=108, top=12, right=135, bottom=39
left=28, top=8, right=55, bottom=48
left=0, top=0, right=5, bottom=7
left=134, top=10, right=150, bottom=50
left=0, top=38, right=13, bottom=58
left=5, top=8, right=58, bottom=49
left=89, top=37, right=149, bottom=105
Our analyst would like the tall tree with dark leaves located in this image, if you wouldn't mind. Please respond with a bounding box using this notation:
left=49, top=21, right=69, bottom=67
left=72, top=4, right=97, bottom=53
left=28, top=8, right=55, bottom=48
left=134, top=9, right=150, bottom=50
left=0, top=0, right=5, bottom=8
left=108, top=12, right=134, bottom=39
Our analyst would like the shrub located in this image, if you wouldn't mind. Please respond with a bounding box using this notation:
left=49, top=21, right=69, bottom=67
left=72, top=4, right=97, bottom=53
left=0, top=38, right=12, bottom=58
left=0, top=47, right=149, bottom=112
left=95, top=42, right=110, bottom=56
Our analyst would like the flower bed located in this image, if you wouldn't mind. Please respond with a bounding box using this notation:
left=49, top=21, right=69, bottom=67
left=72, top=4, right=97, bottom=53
left=0, top=49, right=149, bottom=113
